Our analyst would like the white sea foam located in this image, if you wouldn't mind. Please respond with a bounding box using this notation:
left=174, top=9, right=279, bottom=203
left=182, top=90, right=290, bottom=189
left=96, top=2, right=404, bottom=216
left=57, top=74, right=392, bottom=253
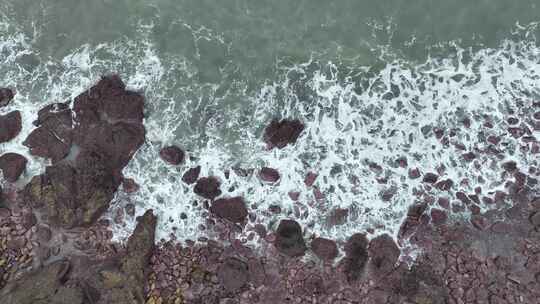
left=1, top=19, right=539, bottom=245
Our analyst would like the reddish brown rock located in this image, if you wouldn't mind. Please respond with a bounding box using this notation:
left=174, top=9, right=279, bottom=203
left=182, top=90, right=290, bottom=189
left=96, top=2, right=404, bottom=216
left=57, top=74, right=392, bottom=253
left=462, top=151, right=476, bottom=161
left=263, top=118, right=305, bottom=149
left=408, top=168, right=421, bottom=179
left=368, top=234, right=399, bottom=276
left=311, top=237, right=338, bottom=261
left=0, top=153, right=27, bottom=182
left=159, top=146, right=185, bottom=165
left=122, top=178, right=140, bottom=193
left=210, top=197, right=248, bottom=223
left=304, top=172, right=318, bottom=187
left=259, top=167, right=280, bottom=183
left=422, top=172, right=439, bottom=184
left=0, top=88, right=14, bottom=107
left=274, top=219, right=306, bottom=257
left=182, top=166, right=201, bottom=184
left=288, top=191, right=300, bottom=201
left=218, top=257, right=249, bottom=292
left=0, top=111, right=22, bottom=143
left=194, top=176, right=222, bottom=200
left=23, top=103, right=73, bottom=162
left=434, top=179, right=453, bottom=191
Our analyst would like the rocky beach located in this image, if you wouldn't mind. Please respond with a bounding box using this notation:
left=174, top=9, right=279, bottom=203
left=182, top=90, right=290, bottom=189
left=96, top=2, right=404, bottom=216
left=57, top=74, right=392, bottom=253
left=0, top=75, right=539, bottom=303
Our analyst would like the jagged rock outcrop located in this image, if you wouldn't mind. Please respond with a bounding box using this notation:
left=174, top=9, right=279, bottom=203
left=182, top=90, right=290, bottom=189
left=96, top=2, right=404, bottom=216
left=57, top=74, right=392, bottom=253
left=1, top=210, right=157, bottom=304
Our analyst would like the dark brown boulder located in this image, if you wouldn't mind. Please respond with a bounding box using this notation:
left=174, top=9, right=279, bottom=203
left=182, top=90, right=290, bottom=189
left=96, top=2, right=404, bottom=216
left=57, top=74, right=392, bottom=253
left=422, top=172, right=439, bottom=184
left=263, top=118, right=305, bottom=149
left=341, top=233, right=368, bottom=282
left=0, top=153, right=27, bottom=182
left=159, top=146, right=185, bottom=165
left=218, top=257, right=249, bottom=292
left=311, top=237, right=338, bottom=261
left=0, top=110, right=22, bottom=143
left=368, top=234, right=399, bottom=276
left=274, top=219, right=307, bottom=257
left=122, top=178, right=140, bottom=194
left=210, top=197, right=248, bottom=223
left=182, top=166, right=201, bottom=184
left=259, top=167, right=280, bottom=183
left=0, top=88, right=14, bottom=107
left=194, top=176, right=222, bottom=200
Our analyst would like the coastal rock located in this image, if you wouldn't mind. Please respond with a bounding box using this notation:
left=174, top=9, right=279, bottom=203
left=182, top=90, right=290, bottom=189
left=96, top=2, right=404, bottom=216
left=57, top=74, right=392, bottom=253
left=159, top=146, right=185, bottom=165
left=21, top=76, right=145, bottom=228
left=182, top=166, right=201, bottom=184
left=0, top=110, right=22, bottom=143
left=368, top=234, right=399, bottom=276
left=210, top=197, right=248, bottom=223
left=0, top=88, right=14, bottom=107
left=263, top=118, right=305, bottom=149
left=341, top=233, right=368, bottom=282
left=311, top=237, right=338, bottom=261
left=1, top=210, right=156, bottom=304
left=194, top=176, right=222, bottom=200
left=0, top=152, right=27, bottom=182
left=259, top=167, right=280, bottom=183
left=274, top=219, right=306, bottom=257
left=218, top=257, right=249, bottom=292
left=23, top=151, right=119, bottom=228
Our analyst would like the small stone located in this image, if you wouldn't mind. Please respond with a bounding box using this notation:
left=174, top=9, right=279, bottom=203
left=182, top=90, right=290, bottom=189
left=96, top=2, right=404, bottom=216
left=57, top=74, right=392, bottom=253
left=194, top=176, right=222, bottom=200
left=408, top=168, right=421, bottom=179
left=218, top=257, right=249, bottom=292
left=122, top=178, right=140, bottom=193
left=0, top=88, right=14, bottom=107
left=0, top=153, right=27, bottom=182
left=368, top=234, right=399, bottom=275
left=422, top=172, right=439, bottom=184
left=462, top=152, right=476, bottom=161
left=304, top=172, right=318, bottom=187
left=159, top=146, right=185, bottom=165
left=263, top=118, right=305, bottom=149
left=210, top=197, right=248, bottom=223
left=259, top=167, right=280, bottom=183
left=311, top=237, right=338, bottom=261
left=125, top=203, right=136, bottom=217
left=288, top=191, right=300, bottom=201
left=182, top=166, right=201, bottom=185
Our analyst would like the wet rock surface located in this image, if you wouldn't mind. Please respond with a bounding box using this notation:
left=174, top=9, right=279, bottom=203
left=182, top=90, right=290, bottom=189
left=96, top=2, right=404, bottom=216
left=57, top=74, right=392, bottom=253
left=0, top=153, right=27, bottom=182
left=194, top=176, right=222, bottom=200
left=21, top=76, right=145, bottom=228
left=274, top=219, right=307, bottom=257
left=210, top=197, right=248, bottom=223
left=263, top=118, right=305, bottom=149
left=0, top=110, right=22, bottom=143
left=0, top=88, right=14, bottom=107
left=159, top=146, right=185, bottom=165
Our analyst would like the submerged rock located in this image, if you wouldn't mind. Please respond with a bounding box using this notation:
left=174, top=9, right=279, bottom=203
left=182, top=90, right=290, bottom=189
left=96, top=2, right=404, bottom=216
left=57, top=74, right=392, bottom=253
left=0, top=88, right=14, bottom=107
left=0, top=152, right=27, bottom=182
left=159, top=146, right=185, bottom=165
left=194, top=176, right=222, bottom=200
left=263, top=118, right=305, bottom=149
left=274, top=219, right=307, bottom=257
left=0, top=110, right=22, bottom=143
left=210, top=197, right=248, bottom=223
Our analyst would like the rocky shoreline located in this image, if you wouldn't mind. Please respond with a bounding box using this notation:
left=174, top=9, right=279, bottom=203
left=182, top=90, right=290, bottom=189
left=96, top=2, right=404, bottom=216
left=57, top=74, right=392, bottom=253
left=0, top=76, right=539, bottom=303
